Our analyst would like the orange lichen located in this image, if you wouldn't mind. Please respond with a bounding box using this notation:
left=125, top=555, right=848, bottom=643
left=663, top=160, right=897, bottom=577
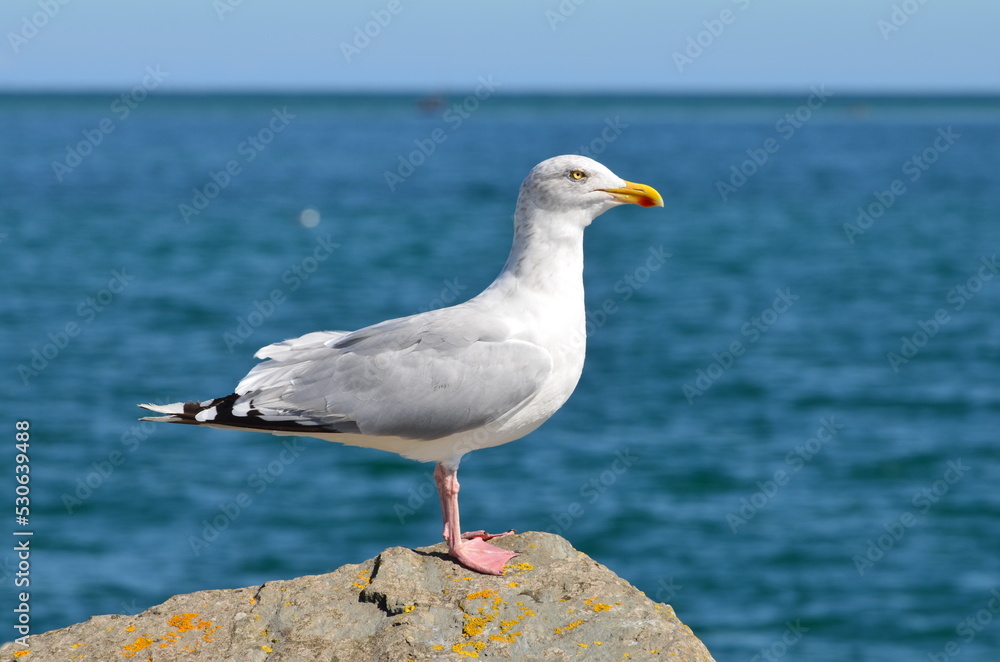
left=465, top=589, right=499, bottom=600
left=124, top=612, right=219, bottom=653
left=158, top=631, right=178, bottom=649
left=183, top=614, right=216, bottom=636
left=122, top=636, right=154, bottom=657
left=12, top=651, right=29, bottom=658
left=352, top=569, right=372, bottom=589
left=169, top=613, right=201, bottom=633
left=584, top=597, right=613, bottom=612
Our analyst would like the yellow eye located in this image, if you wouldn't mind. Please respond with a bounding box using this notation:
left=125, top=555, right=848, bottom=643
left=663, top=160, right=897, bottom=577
left=569, top=170, right=586, bottom=180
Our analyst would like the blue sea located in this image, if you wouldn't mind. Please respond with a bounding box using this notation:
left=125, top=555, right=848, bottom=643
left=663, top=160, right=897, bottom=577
left=3, top=92, right=999, bottom=661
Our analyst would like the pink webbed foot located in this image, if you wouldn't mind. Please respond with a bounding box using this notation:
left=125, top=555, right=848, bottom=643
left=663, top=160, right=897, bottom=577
left=450, top=536, right=519, bottom=576
left=460, top=529, right=515, bottom=541
left=434, top=462, right=520, bottom=575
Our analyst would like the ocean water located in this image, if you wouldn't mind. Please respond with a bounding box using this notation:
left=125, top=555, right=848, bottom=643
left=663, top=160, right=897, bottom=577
left=2, top=92, right=999, bottom=661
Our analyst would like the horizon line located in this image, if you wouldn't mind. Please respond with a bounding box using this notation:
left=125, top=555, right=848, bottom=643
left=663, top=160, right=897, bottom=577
left=1, top=87, right=998, bottom=98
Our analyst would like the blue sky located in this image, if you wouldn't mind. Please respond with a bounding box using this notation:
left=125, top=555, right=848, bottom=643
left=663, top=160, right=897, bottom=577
left=1, top=0, right=997, bottom=93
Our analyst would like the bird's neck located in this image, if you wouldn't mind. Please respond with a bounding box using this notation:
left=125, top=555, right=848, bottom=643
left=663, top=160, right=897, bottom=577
left=495, top=205, right=588, bottom=296
left=476, top=204, right=590, bottom=374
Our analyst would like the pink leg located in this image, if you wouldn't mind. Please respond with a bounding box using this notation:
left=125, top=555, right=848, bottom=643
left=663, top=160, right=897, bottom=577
left=434, top=462, right=518, bottom=575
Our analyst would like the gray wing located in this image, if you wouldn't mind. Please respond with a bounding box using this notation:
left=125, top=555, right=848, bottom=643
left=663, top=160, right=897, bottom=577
left=233, top=307, right=552, bottom=440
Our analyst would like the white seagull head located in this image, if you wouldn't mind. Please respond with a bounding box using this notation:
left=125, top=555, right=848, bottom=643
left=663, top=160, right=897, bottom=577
left=516, top=155, right=663, bottom=224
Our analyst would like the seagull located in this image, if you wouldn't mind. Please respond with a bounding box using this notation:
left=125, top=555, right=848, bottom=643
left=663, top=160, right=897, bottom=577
left=140, top=155, right=663, bottom=575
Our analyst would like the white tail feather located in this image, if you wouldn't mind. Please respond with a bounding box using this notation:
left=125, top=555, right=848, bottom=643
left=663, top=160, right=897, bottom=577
left=138, top=402, right=186, bottom=415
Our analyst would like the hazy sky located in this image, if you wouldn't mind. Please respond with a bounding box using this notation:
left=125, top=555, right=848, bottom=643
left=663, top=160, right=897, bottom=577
left=1, top=0, right=997, bottom=93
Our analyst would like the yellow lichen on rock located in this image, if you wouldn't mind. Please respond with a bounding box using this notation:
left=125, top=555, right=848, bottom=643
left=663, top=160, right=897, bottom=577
left=554, top=618, right=583, bottom=635
left=452, top=641, right=486, bottom=657
left=488, top=633, right=517, bottom=643
left=460, top=588, right=502, bottom=637
left=168, top=613, right=206, bottom=633
left=121, top=636, right=154, bottom=657
left=585, top=597, right=613, bottom=612
left=352, top=570, right=372, bottom=589
left=0, top=532, right=716, bottom=661
left=464, top=589, right=499, bottom=601
left=455, top=587, right=533, bottom=653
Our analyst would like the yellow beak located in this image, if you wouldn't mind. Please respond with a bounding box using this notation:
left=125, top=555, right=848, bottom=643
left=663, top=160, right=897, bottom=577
left=600, top=180, right=664, bottom=208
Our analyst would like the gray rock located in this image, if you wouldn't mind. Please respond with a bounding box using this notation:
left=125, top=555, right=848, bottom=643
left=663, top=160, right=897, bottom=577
left=2, top=532, right=714, bottom=661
